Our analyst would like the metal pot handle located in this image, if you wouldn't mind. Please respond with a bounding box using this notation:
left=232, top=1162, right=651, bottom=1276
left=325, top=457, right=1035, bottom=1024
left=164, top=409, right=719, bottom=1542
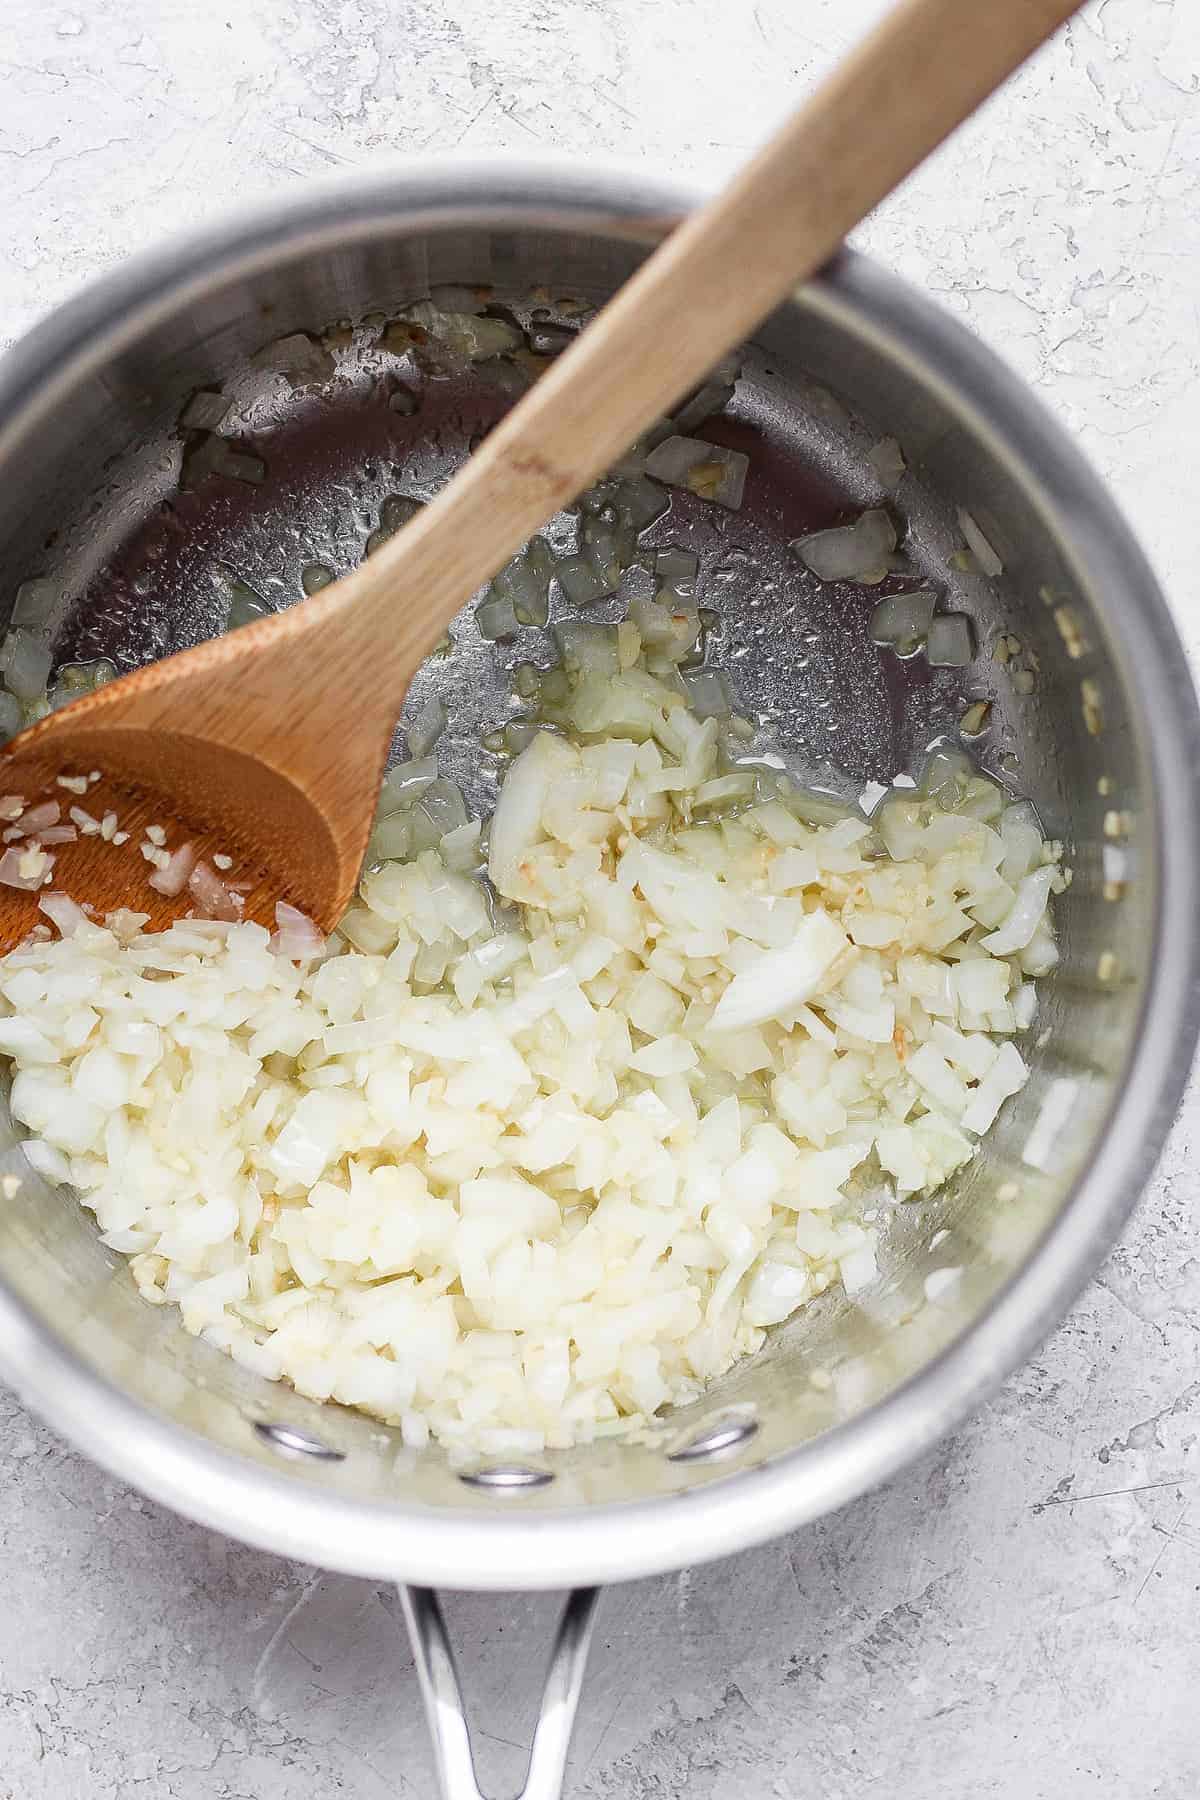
left=397, top=1584, right=601, bottom=1800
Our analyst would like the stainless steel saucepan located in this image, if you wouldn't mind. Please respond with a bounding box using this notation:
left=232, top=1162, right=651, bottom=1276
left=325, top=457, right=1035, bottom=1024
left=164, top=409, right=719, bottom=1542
left=0, top=164, right=1195, bottom=1799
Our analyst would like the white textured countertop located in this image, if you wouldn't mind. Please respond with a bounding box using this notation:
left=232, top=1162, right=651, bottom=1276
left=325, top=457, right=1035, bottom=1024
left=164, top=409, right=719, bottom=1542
left=1, top=2, right=1199, bottom=1795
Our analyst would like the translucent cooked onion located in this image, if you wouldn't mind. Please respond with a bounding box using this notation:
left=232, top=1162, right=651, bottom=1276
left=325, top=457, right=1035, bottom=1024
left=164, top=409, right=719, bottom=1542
left=12, top=580, right=57, bottom=629
left=0, top=466, right=1061, bottom=1461
left=581, top=516, right=629, bottom=590
left=656, top=546, right=699, bottom=585
left=402, top=301, right=523, bottom=362
left=791, top=510, right=897, bottom=584
left=672, top=380, right=735, bottom=434
left=615, top=474, right=671, bottom=532
left=926, top=613, right=975, bottom=667
left=476, top=594, right=519, bottom=641
left=957, top=508, right=1004, bottom=577
left=682, top=669, right=733, bottom=719
left=643, top=437, right=748, bottom=510
left=870, top=589, right=936, bottom=654
left=491, top=538, right=554, bottom=626
left=179, top=390, right=232, bottom=432
left=416, top=778, right=469, bottom=840
left=181, top=434, right=266, bottom=489
left=981, top=865, right=1056, bottom=953
left=555, top=554, right=613, bottom=608
left=227, top=586, right=270, bottom=630
left=252, top=332, right=335, bottom=385
left=428, top=283, right=487, bottom=315
left=408, top=694, right=447, bottom=760
left=378, top=757, right=438, bottom=816
left=867, top=437, right=906, bottom=490
left=368, top=812, right=413, bottom=863
left=1, top=631, right=53, bottom=703
left=381, top=495, right=423, bottom=533
left=629, top=594, right=700, bottom=661
left=553, top=620, right=619, bottom=676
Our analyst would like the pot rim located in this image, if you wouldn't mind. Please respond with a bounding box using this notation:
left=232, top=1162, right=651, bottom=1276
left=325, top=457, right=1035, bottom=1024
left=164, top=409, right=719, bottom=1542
left=0, top=156, right=1196, bottom=1589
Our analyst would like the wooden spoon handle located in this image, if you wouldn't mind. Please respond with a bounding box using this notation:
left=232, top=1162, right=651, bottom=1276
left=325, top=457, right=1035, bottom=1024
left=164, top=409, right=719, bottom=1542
left=331, top=0, right=1083, bottom=674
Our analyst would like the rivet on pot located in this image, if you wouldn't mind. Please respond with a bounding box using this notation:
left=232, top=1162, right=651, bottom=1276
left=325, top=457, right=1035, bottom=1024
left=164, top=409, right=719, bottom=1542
left=459, top=1464, right=554, bottom=1491
left=666, top=1405, right=759, bottom=1464
left=253, top=1420, right=346, bottom=1461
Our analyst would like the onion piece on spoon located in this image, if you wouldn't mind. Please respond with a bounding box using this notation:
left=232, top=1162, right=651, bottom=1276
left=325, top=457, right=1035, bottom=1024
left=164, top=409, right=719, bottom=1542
left=149, top=842, right=197, bottom=898
left=38, top=892, right=89, bottom=937
left=187, top=860, right=241, bottom=920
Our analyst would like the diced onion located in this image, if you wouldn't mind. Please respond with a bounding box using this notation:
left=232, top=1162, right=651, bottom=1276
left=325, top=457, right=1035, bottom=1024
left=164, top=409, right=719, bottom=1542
left=656, top=546, right=699, bottom=585
left=148, top=842, right=197, bottom=897
left=179, top=390, right=232, bottom=431
left=187, top=861, right=240, bottom=921
left=252, top=332, right=335, bottom=384
left=38, top=892, right=88, bottom=936
left=556, top=554, right=613, bottom=607
left=0, top=476, right=1057, bottom=1465
left=20, top=801, right=60, bottom=835
left=378, top=758, right=438, bottom=815
left=476, top=594, right=519, bottom=641
left=710, top=911, right=849, bottom=1031
left=402, top=302, right=523, bottom=362
left=957, top=508, right=1004, bottom=577
left=1, top=631, right=53, bottom=703
left=428, top=284, right=487, bottom=315
left=644, top=437, right=748, bottom=510
left=553, top=621, right=619, bottom=676
left=926, top=614, right=975, bottom=668
left=791, top=510, right=897, bottom=584
left=981, top=866, right=1056, bottom=953
left=0, top=846, right=51, bottom=889
left=867, top=438, right=906, bottom=490
left=408, top=694, right=447, bottom=760
left=12, top=580, right=57, bottom=628
left=673, top=380, right=735, bottom=434
left=870, top=589, right=936, bottom=654
left=274, top=901, right=325, bottom=961
left=682, top=669, right=733, bottom=719
left=488, top=729, right=576, bottom=898
left=182, top=434, right=266, bottom=488
left=492, top=540, right=554, bottom=625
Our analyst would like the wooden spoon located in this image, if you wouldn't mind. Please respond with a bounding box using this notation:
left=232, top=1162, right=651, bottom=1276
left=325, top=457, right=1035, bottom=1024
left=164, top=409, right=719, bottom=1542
left=0, top=0, right=1082, bottom=944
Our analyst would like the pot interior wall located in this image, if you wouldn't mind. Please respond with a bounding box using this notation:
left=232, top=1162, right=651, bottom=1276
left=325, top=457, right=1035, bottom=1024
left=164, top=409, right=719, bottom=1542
left=0, top=208, right=1153, bottom=1518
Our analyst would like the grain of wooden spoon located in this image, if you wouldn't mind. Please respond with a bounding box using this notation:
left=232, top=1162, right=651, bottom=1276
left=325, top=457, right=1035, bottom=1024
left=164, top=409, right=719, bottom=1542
left=0, top=0, right=1082, bottom=943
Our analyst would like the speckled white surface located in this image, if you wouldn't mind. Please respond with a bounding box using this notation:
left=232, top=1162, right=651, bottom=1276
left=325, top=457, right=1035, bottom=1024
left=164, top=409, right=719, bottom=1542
left=1, top=2, right=1199, bottom=1795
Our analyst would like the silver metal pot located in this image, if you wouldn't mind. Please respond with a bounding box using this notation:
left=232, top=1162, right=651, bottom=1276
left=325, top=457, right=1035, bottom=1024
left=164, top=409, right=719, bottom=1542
left=0, top=163, right=1196, bottom=1799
